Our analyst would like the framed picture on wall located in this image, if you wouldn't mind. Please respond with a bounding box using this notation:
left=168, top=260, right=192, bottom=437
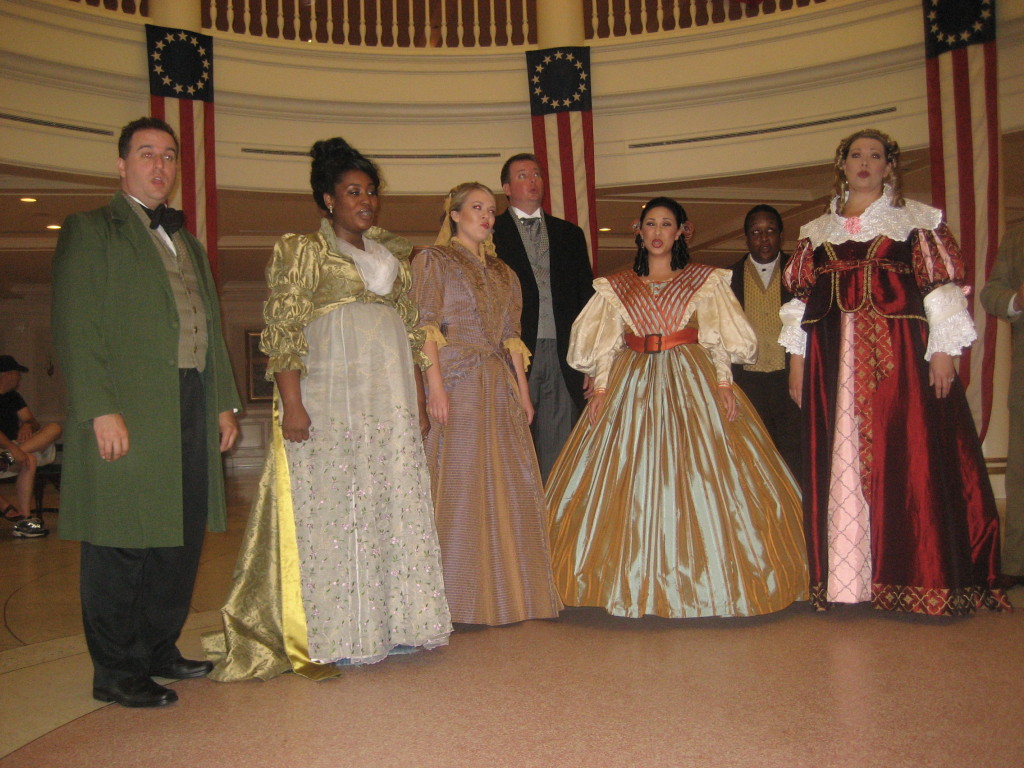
left=245, top=329, right=273, bottom=402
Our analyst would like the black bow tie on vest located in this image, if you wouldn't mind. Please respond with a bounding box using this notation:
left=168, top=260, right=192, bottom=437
left=144, top=203, right=185, bottom=236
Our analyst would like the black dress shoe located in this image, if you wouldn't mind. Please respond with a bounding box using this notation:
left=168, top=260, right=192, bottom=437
left=93, top=677, right=178, bottom=708
left=151, top=658, right=214, bottom=679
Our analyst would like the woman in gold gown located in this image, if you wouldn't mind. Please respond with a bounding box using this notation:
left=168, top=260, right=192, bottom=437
left=205, top=138, right=451, bottom=680
left=547, top=197, right=807, bottom=619
left=412, top=183, right=562, bottom=625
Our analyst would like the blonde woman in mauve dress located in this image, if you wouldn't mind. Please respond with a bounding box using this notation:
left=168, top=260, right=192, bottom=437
left=547, top=197, right=807, bottom=619
left=204, top=138, right=451, bottom=681
left=412, top=182, right=562, bottom=626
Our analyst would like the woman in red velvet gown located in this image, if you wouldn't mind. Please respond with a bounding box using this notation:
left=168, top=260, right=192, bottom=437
left=779, top=128, right=1009, bottom=616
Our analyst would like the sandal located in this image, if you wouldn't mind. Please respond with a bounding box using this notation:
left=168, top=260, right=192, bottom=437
left=2, top=505, right=25, bottom=522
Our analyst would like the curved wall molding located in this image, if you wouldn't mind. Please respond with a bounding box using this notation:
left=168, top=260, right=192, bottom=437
left=1, top=0, right=1022, bottom=194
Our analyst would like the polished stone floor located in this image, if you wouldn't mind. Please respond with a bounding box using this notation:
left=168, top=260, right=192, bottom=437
left=1, top=474, right=1022, bottom=767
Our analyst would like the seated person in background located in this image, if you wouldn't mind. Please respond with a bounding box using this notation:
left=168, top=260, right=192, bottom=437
left=0, top=355, right=62, bottom=538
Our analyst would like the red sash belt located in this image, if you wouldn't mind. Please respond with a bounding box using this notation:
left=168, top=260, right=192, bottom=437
left=623, top=328, right=698, bottom=353
left=817, top=258, right=913, bottom=276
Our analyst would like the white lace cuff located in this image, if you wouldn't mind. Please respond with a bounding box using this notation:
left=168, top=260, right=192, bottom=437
left=778, top=298, right=807, bottom=356
left=924, top=283, right=976, bottom=359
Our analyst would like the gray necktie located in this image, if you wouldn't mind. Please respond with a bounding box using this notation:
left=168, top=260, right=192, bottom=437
left=520, top=217, right=540, bottom=233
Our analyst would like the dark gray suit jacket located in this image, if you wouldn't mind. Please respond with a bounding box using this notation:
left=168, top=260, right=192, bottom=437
left=493, top=209, right=594, bottom=410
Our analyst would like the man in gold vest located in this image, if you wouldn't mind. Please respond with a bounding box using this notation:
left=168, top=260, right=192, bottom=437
left=52, top=117, right=241, bottom=707
left=729, top=205, right=801, bottom=478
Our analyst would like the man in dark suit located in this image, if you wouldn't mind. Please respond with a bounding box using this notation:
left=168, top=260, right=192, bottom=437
left=492, top=153, right=594, bottom=480
left=729, top=204, right=801, bottom=478
left=52, top=117, right=241, bottom=708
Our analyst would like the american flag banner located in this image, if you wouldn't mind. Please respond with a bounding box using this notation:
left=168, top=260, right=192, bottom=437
left=525, top=46, right=598, bottom=268
left=922, top=0, right=1003, bottom=440
left=145, top=24, right=219, bottom=277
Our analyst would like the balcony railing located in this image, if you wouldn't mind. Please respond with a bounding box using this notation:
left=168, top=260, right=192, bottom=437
left=586, top=0, right=825, bottom=38
left=66, top=0, right=826, bottom=47
left=205, top=0, right=537, bottom=47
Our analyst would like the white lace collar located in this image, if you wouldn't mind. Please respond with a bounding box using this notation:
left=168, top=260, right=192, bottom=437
left=799, top=186, right=942, bottom=249
left=320, top=219, right=399, bottom=296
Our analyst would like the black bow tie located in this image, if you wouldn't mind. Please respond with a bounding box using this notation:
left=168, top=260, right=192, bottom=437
left=144, top=203, right=185, bottom=235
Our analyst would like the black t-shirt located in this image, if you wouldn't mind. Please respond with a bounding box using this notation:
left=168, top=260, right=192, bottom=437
left=0, top=390, right=27, bottom=441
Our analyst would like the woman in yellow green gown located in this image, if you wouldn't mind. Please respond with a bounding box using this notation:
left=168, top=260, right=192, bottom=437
left=204, top=139, right=451, bottom=680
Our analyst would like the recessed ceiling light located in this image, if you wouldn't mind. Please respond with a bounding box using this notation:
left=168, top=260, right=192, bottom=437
left=598, top=227, right=611, bottom=232
left=46, top=224, right=62, bottom=230
left=20, top=197, right=37, bottom=203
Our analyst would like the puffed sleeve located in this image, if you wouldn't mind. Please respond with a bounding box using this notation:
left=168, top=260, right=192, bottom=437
left=567, top=278, right=626, bottom=390
left=410, top=247, right=447, bottom=355
left=260, top=233, right=324, bottom=379
left=500, top=270, right=532, bottom=370
left=778, top=237, right=814, bottom=355
left=371, top=226, right=413, bottom=262
left=694, top=269, right=758, bottom=384
left=914, top=225, right=977, bottom=358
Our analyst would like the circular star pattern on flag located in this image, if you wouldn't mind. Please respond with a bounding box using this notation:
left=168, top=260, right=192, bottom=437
left=531, top=50, right=588, bottom=112
left=925, top=0, right=993, bottom=48
left=150, top=31, right=211, bottom=97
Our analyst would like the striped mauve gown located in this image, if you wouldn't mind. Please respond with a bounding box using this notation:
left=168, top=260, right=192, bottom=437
left=412, top=241, right=563, bottom=625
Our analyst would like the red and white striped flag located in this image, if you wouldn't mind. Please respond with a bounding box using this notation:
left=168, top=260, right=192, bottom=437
left=145, top=24, right=219, bottom=278
left=525, top=46, right=598, bottom=268
left=923, top=0, right=1003, bottom=440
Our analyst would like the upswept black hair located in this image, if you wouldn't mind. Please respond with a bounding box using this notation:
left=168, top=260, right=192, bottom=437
left=309, top=137, right=381, bottom=212
left=633, top=196, right=690, bottom=277
left=117, top=117, right=178, bottom=159
left=743, top=204, right=783, bottom=235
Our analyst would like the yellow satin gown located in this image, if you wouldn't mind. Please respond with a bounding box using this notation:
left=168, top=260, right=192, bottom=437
left=547, top=266, right=808, bottom=618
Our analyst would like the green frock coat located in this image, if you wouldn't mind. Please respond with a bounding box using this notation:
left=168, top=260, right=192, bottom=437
left=51, top=191, right=241, bottom=548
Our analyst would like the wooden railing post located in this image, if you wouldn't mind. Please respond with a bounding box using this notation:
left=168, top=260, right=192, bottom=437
left=148, top=0, right=202, bottom=28
left=537, top=0, right=584, bottom=47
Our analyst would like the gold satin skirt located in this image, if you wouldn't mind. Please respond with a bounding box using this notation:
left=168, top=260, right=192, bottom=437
left=546, top=345, right=808, bottom=618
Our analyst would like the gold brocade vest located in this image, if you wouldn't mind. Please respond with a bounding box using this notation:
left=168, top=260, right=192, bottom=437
left=742, top=260, right=785, bottom=373
left=128, top=197, right=208, bottom=371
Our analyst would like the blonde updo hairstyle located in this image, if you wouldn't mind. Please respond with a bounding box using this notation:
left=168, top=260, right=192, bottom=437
left=438, top=181, right=495, bottom=240
left=830, top=128, right=904, bottom=210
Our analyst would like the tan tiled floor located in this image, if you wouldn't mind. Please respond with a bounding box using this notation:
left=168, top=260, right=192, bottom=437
left=2, top=476, right=1023, bottom=767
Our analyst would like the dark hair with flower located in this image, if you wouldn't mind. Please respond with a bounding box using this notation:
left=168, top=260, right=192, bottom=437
left=633, top=197, right=690, bottom=277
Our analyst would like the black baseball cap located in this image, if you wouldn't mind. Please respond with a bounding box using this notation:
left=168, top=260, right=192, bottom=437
left=0, top=355, right=29, bottom=373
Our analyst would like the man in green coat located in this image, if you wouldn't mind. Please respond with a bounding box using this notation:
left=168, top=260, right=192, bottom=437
left=51, top=117, right=241, bottom=708
left=980, top=222, right=1024, bottom=587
